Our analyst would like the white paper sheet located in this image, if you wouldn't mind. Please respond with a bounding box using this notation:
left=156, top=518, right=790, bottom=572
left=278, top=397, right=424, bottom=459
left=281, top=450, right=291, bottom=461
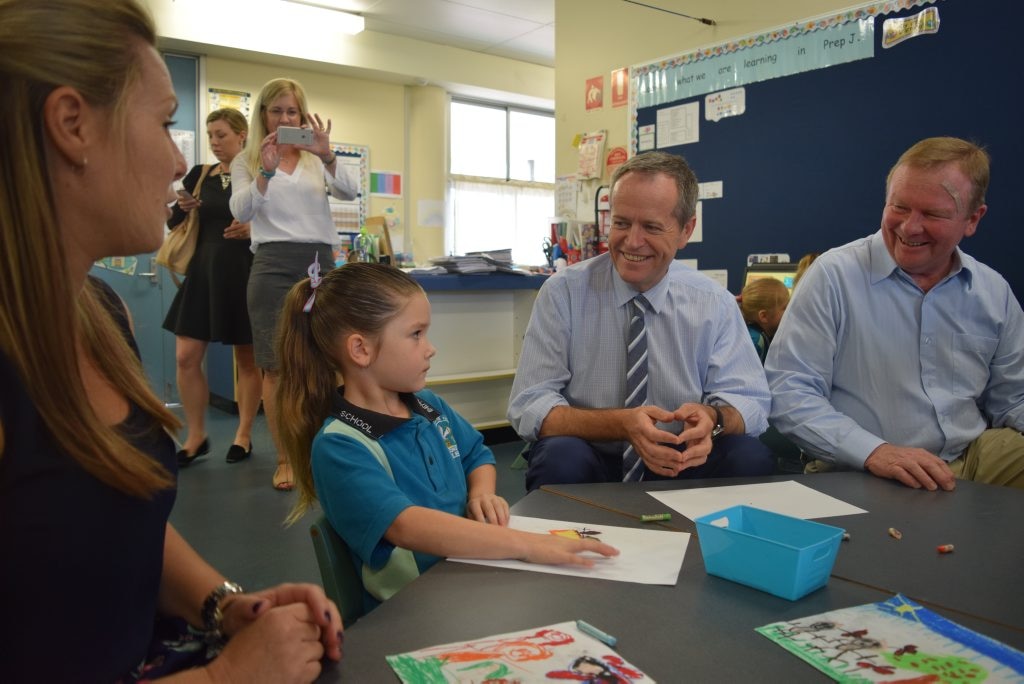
left=448, top=515, right=689, bottom=585
left=647, top=480, right=867, bottom=521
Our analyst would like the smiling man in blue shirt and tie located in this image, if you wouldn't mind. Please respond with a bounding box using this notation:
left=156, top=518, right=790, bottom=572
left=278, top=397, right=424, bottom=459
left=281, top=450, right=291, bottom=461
left=766, top=137, right=1024, bottom=491
left=509, top=151, right=774, bottom=491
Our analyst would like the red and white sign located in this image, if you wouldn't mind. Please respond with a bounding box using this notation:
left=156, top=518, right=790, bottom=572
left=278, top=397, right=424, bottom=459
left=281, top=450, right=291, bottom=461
left=610, top=68, right=628, bottom=108
left=606, top=146, right=628, bottom=179
left=585, top=76, right=603, bottom=111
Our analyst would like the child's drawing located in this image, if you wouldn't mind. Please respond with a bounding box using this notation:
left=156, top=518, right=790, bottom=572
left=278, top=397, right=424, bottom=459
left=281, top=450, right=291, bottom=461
left=549, top=527, right=603, bottom=540
left=386, top=620, right=654, bottom=683
left=757, top=594, right=1024, bottom=682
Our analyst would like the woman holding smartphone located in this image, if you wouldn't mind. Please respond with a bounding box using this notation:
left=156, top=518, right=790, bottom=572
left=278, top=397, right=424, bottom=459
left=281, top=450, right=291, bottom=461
left=164, top=107, right=261, bottom=467
left=230, top=78, right=357, bottom=491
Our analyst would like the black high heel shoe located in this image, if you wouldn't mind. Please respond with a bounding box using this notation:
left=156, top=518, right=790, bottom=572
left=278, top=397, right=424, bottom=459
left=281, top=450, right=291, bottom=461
left=225, top=443, right=253, bottom=464
left=176, top=438, right=210, bottom=467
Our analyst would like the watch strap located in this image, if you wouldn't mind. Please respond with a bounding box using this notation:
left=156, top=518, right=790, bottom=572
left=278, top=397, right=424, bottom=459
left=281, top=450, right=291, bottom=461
left=710, top=404, right=725, bottom=439
left=201, top=580, right=244, bottom=641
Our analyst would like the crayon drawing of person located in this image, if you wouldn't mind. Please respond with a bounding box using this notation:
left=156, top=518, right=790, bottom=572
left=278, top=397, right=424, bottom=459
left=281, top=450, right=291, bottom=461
left=546, top=654, right=645, bottom=682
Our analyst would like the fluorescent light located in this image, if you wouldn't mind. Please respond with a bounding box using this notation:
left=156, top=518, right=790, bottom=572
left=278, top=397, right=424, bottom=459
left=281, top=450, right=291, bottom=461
left=281, top=0, right=365, bottom=35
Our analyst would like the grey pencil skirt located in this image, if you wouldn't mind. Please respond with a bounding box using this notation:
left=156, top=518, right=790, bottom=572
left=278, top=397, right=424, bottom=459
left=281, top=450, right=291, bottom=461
left=247, top=241, right=334, bottom=370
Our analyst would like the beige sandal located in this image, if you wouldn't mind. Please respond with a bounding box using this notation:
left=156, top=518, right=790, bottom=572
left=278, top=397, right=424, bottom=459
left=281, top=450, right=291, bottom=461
left=272, top=462, right=294, bottom=491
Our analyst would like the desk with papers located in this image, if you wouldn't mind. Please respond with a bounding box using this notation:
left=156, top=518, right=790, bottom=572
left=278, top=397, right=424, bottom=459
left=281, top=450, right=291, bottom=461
left=320, top=473, right=1024, bottom=681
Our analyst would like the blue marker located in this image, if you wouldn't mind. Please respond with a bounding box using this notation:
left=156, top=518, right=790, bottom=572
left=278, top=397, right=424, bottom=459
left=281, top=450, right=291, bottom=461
left=576, top=619, right=617, bottom=647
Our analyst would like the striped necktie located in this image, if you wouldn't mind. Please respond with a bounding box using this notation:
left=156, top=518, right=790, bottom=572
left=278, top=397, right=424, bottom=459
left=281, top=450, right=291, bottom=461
left=622, top=294, right=650, bottom=482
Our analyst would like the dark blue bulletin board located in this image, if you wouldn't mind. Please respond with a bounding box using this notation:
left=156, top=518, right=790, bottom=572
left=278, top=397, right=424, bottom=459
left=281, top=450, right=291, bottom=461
left=635, top=0, right=1022, bottom=300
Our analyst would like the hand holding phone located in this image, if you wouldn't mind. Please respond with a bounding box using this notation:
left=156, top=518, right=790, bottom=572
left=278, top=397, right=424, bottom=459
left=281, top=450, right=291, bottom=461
left=177, top=188, right=200, bottom=209
left=277, top=126, right=314, bottom=146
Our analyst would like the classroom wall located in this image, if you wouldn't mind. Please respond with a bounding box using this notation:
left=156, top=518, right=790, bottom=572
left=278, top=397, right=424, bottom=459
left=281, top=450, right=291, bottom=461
left=406, top=86, right=449, bottom=261
left=554, top=0, right=855, bottom=178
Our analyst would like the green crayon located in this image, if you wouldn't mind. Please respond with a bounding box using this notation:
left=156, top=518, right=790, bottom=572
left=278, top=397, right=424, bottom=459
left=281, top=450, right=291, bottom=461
left=640, top=513, right=671, bottom=522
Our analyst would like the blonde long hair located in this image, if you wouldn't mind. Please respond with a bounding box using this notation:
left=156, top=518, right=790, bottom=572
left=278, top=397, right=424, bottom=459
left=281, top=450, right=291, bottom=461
left=275, top=262, right=423, bottom=524
left=242, top=77, right=321, bottom=177
left=0, top=0, right=177, bottom=496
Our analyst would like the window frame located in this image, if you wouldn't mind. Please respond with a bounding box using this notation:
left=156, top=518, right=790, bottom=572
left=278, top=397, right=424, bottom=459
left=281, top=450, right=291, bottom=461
left=447, top=98, right=555, bottom=263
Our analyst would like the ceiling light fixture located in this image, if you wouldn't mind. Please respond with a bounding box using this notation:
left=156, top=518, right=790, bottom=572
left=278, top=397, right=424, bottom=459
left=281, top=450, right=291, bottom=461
left=281, top=0, right=365, bottom=35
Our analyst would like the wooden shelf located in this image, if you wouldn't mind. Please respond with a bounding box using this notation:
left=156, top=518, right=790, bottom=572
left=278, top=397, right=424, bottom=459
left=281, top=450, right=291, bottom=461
left=426, top=369, right=516, bottom=386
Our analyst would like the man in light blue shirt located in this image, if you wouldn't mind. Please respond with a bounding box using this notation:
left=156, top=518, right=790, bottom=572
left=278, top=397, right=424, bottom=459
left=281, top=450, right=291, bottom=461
left=509, top=152, right=773, bottom=490
left=766, top=137, right=1024, bottom=491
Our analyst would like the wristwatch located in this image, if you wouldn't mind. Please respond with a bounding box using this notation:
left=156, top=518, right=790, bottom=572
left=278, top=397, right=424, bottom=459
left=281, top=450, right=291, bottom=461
left=710, top=404, right=725, bottom=440
left=201, top=580, right=244, bottom=642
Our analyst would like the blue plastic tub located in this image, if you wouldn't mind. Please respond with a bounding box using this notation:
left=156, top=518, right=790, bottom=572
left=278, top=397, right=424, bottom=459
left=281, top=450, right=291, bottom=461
left=694, top=505, right=844, bottom=601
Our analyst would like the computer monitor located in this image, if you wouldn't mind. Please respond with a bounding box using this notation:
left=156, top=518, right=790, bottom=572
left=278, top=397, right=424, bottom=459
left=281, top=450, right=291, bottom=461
left=743, top=263, right=799, bottom=293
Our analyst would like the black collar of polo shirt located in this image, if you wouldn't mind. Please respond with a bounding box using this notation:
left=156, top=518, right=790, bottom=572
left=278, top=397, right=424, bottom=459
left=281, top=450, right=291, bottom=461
left=330, top=386, right=440, bottom=440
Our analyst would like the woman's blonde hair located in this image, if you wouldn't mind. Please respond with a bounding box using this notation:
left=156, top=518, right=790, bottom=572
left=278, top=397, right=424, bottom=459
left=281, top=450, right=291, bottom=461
left=275, top=262, right=423, bottom=524
left=0, top=0, right=177, bottom=496
left=242, top=78, right=320, bottom=176
left=738, top=278, right=790, bottom=325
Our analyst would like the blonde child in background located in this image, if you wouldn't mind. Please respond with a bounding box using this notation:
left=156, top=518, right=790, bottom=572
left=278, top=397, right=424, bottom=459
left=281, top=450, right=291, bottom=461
left=738, top=278, right=790, bottom=364
left=792, top=252, right=820, bottom=291
left=275, top=261, right=619, bottom=612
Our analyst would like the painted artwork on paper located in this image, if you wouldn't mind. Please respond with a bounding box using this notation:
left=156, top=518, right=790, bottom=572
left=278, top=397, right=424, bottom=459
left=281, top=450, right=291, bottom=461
left=757, top=594, right=1024, bottom=682
left=386, top=620, right=654, bottom=683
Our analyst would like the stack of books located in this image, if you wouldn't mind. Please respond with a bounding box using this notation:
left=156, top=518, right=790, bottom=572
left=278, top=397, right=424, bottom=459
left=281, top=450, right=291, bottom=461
left=428, top=249, right=528, bottom=275
left=429, top=255, right=495, bottom=274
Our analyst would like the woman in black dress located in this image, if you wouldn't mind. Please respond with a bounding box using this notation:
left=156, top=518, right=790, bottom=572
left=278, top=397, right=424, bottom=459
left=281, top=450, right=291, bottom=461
left=163, top=108, right=260, bottom=466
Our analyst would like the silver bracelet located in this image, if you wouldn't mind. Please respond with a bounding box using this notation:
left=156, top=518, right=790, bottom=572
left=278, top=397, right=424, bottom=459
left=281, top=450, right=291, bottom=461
left=201, top=580, right=244, bottom=643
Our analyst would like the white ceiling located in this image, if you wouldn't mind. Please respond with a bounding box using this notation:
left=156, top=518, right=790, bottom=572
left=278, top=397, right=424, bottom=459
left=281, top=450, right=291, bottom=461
left=338, top=0, right=555, bottom=67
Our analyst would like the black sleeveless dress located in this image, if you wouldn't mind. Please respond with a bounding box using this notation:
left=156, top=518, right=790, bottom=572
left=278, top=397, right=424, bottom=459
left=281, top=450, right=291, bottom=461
left=163, top=164, right=254, bottom=344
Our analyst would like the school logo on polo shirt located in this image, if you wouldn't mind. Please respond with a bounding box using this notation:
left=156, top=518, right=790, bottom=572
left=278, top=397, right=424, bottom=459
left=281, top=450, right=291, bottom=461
left=433, top=416, right=460, bottom=460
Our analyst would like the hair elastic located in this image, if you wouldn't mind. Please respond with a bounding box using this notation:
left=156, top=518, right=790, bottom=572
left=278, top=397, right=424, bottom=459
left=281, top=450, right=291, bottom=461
left=302, top=252, right=323, bottom=313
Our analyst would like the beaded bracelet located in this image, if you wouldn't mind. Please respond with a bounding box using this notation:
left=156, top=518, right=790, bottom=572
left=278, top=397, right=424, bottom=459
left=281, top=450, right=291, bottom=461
left=259, top=166, right=276, bottom=179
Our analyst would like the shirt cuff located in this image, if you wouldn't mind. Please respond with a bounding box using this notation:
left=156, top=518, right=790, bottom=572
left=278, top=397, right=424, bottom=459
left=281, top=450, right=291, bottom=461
left=832, top=428, right=886, bottom=470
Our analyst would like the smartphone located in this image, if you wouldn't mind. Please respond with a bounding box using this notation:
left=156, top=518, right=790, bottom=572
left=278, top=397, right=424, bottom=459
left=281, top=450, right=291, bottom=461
left=277, top=126, right=314, bottom=145
left=177, top=188, right=197, bottom=203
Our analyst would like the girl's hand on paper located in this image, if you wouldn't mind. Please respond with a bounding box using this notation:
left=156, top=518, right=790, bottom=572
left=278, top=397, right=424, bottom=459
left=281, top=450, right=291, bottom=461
left=522, top=534, right=620, bottom=568
left=466, top=492, right=510, bottom=526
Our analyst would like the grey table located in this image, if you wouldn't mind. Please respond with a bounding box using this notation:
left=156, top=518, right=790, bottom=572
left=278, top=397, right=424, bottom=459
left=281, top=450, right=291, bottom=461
left=320, top=473, right=1023, bottom=681
left=544, top=472, right=1024, bottom=634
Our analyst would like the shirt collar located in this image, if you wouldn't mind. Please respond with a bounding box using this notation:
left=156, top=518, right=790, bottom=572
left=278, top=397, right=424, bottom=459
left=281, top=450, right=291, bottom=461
left=330, top=387, right=439, bottom=440
left=610, top=258, right=672, bottom=313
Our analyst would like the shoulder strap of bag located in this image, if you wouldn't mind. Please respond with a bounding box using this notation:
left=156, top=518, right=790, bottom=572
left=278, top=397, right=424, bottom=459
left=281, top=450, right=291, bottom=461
left=190, top=163, right=213, bottom=196
left=167, top=164, right=214, bottom=288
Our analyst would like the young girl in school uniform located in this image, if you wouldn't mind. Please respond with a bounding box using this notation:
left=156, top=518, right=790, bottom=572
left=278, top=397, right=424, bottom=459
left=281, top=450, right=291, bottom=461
left=275, top=261, right=618, bottom=609
left=737, top=278, right=790, bottom=364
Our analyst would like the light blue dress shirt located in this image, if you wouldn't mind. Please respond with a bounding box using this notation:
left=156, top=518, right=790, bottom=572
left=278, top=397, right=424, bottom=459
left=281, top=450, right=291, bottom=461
left=765, top=231, right=1024, bottom=468
left=508, top=253, right=770, bottom=443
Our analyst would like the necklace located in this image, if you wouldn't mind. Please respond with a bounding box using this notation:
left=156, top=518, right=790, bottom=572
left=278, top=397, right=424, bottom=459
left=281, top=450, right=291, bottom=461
left=217, top=163, right=231, bottom=189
